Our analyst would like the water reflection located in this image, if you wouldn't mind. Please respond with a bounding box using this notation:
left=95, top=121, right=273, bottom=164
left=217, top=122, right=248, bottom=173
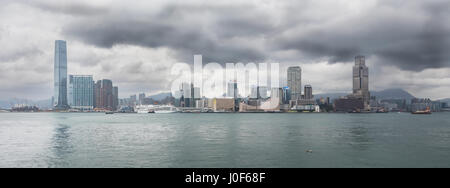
left=348, top=126, right=371, bottom=150
left=49, top=123, right=73, bottom=167
left=345, top=116, right=372, bottom=151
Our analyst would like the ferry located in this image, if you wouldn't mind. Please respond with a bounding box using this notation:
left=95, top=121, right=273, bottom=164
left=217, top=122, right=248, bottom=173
left=412, top=107, right=432, bottom=115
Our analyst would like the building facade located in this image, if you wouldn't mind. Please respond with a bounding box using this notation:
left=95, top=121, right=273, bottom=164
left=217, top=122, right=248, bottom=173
left=227, top=81, right=238, bottom=99
left=53, top=40, right=69, bottom=109
left=334, top=97, right=365, bottom=112
left=352, top=56, right=370, bottom=108
left=304, top=85, right=313, bottom=100
left=68, top=75, right=94, bottom=110
left=287, top=66, right=302, bottom=100
left=94, top=79, right=118, bottom=111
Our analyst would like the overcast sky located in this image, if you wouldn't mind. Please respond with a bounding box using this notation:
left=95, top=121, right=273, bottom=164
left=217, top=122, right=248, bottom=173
left=0, top=0, right=449, bottom=100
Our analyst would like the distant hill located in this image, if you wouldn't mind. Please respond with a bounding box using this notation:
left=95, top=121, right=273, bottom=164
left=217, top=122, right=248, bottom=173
left=149, top=92, right=172, bottom=101
left=314, top=93, right=348, bottom=100
left=371, top=88, right=416, bottom=100
left=315, top=88, right=416, bottom=101
left=0, top=98, right=52, bottom=109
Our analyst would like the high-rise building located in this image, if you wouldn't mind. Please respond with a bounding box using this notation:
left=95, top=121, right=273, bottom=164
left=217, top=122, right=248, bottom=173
left=194, top=87, right=201, bottom=99
left=130, top=94, right=137, bottom=106
left=53, top=40, right=69, bottom=109
left=282, top=87, right=291, bottom=104
left=139, top=93, right=146, bottom=105
left=287, top=66, right=302, bottom=100
left=352, top=56, right=370, bottom=108
left=259, top=86, right=268, bottom=99
left=227, top=81, right=238, bottom=99
left=181, top=83, right=195, bottom=107
left=250, top=86, right=259, bottom=99
left=68, top=75, right=94, bottom=110
left=94, top=79, right=118, bottom=111
left=113, top=87, right=119, bottom=110
left=304, top=85, right=313, bottom=100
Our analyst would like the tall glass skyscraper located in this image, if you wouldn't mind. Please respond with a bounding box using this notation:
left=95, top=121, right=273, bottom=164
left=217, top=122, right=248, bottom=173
left=54, top=40, right=69, bottom=109
left=353, top=56, right=370, bottom=108
left=68, top=75, right=94, bottom=110
left=287, top=66, right=302, bottom=100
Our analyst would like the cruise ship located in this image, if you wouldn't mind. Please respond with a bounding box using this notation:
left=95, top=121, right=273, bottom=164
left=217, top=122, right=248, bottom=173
left=135, top=105, right=155, bottom=114
left=154, top=105, right=178, bottom=113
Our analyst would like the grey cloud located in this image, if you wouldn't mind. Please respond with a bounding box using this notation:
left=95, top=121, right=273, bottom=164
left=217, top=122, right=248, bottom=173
left=23, top=0, right=109, bottom=16
left=60, top=0, right=450, bottom=71
left=276, top=0, right=450, bottom=70
left=8, top=0, right=450, bottom=70
left=62, top=3, right=272, bottom=63
left=0, top=47, right=43, bottom=62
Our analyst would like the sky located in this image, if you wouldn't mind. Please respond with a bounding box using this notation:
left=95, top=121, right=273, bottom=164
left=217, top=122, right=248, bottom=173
left=0, top=0, right=449, bottom=100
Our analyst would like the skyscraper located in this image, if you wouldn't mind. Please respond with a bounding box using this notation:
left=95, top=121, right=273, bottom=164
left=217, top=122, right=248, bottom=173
left=94, top=79, right=118, bottom=111
left=139, top=93, right=146, bottom=105
left=287, top=66, right=302, bottom=100
left=68, top=75, right=94, bottom=110
left=227, top=81, right=238, bottom=99
left=304, top=85, right=313, bottom=100
left=181, top=83, right=194, bottom=107
left=53, top=40, right=69, bottom=109
left=352, top=56, right=370, bottom=108
left=113, top=87, right=119, bottom=110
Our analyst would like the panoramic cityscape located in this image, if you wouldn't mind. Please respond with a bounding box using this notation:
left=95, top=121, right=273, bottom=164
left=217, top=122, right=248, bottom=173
left=1, top=40, right=449, bottom=114
left=1, top=0, right=450, bottom=171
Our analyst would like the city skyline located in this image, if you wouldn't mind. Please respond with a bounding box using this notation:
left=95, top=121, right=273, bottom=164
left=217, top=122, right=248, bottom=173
left=1, top=0, right=450, bottom=100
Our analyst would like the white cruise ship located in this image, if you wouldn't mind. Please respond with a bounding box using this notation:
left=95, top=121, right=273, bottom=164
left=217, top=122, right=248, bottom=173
left=154, top=105, right=178, bottom=113
left=135, top=105, right=155, bottom=114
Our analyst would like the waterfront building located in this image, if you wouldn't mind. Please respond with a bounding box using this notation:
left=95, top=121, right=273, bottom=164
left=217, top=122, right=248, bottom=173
left=113, top=87, right=119, bottom=110
left=304, top=85, right=313, bottom=100
left=227, top=81, right=238, bottom=99
left=282, top=87, right=291, bottom=104
left=181, top=83, right=195, bottom=107
left=352, top=56, right=370, bottom=109
left=209, top=98, right=235, bottom=112
left=334, top=97, right=365, bottom=112
left=271, top=88, right=283, bottom=105
left=94, top=79, right=118, bottom=111
left=53, top=40, right=69, bottom=109
left=139, top=93, right=146, bottom=105
left=259, top=86, right=268, bottom=99
left=68, top=75, right=94, bottom=110
left=250, top=85, right=259, bottom=99
left=130, top=94, right=137, bottom=106
left=287, top=66, right=302, bottom=100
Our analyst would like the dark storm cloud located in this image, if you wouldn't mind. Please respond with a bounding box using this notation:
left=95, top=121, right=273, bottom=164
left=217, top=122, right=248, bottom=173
left=53, top=0, right=450, bottom=70
left=62, top=3, right=273, bottom=63
left=275, top=0, right=450, bottom=70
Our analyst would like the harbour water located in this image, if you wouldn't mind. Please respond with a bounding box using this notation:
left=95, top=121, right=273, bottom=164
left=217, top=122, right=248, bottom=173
left=0, top=112, right=449, bottom=168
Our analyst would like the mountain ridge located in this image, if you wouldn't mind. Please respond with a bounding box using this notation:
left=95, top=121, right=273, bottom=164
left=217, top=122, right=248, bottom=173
left=315, top=88, right=417, bottom=100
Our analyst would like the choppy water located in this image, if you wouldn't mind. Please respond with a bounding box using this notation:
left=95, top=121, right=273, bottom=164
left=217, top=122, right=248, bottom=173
left=0, top=112, right=449, bottom=168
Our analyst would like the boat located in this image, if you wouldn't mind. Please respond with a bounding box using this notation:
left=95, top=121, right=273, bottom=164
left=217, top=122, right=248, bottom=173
left=412, top=107, right=432, bottom=115
left=154, top=106, right=178, bottom=114
left=137, top=109, right=155, bottom=114
left=136, top=105, right=155, bottom=114
left=105, top=112, right=114, bottom=114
